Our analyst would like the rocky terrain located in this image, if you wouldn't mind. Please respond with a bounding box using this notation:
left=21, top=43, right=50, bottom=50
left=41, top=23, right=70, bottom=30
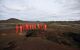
left=0, top=18, right=80, bottom=50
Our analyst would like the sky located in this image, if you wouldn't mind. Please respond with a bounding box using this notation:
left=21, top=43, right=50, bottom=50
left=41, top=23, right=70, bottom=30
left=0, top=0, right=80, bottom=21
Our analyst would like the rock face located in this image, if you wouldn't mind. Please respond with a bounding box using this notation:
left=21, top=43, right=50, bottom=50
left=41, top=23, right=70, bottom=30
left=63, top=32, right=80, bottom=47
left=25, top=29, right=46, bottom=37
left=63, top=32, right=80, bottom=42
left=46, top=32, right=80, bottom=48
left=25, top=30, right=36, bottom=37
